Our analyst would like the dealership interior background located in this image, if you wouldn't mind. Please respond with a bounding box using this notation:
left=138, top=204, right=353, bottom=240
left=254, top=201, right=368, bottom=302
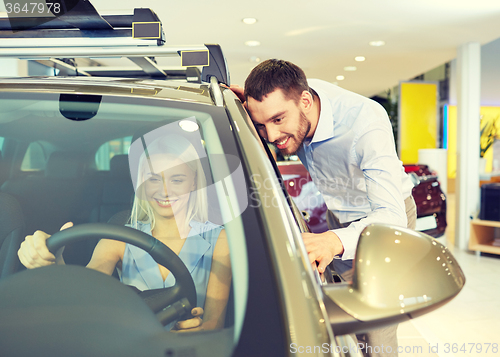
left=1, top=0, right=500, bottom=355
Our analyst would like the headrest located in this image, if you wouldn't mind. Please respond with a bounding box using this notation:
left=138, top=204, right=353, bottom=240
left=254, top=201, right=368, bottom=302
left=44, top=152, right=83, bottom=179
left=109, top=155, right=130, bottom=177
left=0, top=192, right=24, bottom=238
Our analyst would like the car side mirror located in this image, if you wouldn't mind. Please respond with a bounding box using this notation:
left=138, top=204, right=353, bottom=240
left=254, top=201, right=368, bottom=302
left=322, top=224, right=465, bottom=335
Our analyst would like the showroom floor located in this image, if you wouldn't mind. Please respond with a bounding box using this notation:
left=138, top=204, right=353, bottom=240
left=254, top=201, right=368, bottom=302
left=397, top=193, right=500, bottom=357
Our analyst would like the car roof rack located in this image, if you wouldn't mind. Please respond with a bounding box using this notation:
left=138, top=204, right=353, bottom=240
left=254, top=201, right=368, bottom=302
left=70, top=65, right=203, bottom=83
left=0, top=2, right=230, bottom=86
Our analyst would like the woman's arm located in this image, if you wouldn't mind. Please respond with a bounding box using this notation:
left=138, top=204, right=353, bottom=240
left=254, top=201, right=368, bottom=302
left=175, top=229, right=231, bottom=331
left=86, top=238, right=126, bottom=276
left=199, top=229, right=232, bottom=330
left=18, top=222, right=73, bottom=269
left=18, top=221, right=125, bottom=276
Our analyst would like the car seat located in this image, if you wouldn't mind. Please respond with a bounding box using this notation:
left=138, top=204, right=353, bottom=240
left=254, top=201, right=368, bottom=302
left=62, top=154, right=136, bottom=266
left=89, top=154, right=135, bottom=224
left=0, top=150, right=7, bottom=187
left=1, top=151, right=90, bottom=236
left=0, top=192, right=25, bottom=278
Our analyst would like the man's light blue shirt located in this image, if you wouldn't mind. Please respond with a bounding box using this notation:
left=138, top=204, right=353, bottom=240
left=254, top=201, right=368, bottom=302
left=297, top=79, right=414, bottom=260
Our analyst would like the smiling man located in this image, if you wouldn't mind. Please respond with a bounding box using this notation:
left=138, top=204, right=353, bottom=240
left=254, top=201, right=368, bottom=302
left=232, top=59, right=416, bottom=357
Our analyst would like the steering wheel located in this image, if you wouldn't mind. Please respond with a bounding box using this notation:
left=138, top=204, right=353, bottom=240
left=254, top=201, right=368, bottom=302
left=45, top=223, right=197, bottom=326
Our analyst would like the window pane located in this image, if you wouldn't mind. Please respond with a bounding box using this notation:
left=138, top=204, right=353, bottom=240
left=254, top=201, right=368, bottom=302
left=95, top=136, right=132, bottom=170
left=21, top=141, right=46, bottom=171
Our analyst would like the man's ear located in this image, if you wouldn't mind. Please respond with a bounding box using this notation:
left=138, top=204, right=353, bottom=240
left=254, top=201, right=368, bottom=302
left=300, top=90, right=314, bottom=112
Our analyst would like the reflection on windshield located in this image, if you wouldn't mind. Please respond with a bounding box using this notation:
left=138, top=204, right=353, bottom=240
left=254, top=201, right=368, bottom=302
left=0, top=94, right=245, bottom=344
left=124, top=121, right=231, bottom=331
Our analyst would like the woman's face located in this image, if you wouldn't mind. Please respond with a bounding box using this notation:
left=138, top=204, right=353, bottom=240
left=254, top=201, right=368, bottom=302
left=142, top=154, right=196, bottom=221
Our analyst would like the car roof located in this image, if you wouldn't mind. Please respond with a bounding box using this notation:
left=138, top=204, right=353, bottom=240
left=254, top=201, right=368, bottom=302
left=0, top=77, right=214, bottom=105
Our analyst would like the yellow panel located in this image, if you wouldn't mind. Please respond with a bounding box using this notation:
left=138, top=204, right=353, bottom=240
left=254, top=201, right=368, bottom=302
left=447, top=105, right=457, bottom=178
left=399, top=82, right=437, bottom=164
left=446, top=105, right=500, bottom=178
left=480, top=107, right=500, bottom=172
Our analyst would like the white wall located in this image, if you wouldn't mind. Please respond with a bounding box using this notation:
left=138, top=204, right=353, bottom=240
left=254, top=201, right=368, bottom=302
left=450, top=37, right=500, bottom=106
left=0, top=59, right=28, bottom=77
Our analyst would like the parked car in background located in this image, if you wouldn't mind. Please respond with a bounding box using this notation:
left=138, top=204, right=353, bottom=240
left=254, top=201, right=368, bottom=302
left=277, top=156, right=447, bottom=238
left=404, top=164, right=447, bottom=237
left=277, top=159, right=329, bottom=233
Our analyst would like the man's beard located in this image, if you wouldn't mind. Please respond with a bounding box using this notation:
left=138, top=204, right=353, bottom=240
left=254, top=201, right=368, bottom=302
left=279, top=111, right=311, bottom=156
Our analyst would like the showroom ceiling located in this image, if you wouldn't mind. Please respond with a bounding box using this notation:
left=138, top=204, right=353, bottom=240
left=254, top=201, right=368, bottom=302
left=6, top=0, right=500, bottom=97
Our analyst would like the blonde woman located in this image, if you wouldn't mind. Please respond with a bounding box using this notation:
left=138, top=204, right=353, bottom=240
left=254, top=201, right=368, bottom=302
left=18, top=135, right=231, bottom=331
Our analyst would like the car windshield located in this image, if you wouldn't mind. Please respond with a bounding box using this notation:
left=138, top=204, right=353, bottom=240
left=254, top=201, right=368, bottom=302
left=0, top=88, right=249, bottom=354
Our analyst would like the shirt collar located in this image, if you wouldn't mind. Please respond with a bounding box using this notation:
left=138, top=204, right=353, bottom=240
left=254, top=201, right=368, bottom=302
left=307, top=85, right=335, bottom=145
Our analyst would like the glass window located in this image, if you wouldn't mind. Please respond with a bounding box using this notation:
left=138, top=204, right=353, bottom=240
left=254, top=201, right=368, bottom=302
left=0, top=91, right=248, bottom=355
left=20, top=141, right=47, bottom=171
left=95, top=136, right=132, bottom=170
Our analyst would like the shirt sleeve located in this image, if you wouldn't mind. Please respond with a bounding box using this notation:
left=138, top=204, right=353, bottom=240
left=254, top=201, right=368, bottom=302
left=334, top=117, right=410, bottom=261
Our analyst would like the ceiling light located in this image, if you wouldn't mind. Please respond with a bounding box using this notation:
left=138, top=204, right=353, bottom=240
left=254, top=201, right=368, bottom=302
left=242, top=18, right=257, bottom=25
left=355, top=56, right=365, bottom=62
left=179, top=120, right=199, bottom=132
left=250, top=56, right=261, bottom=63
left=344, top=66, right=357, bottom=71
left=336, top=75, right=345, bottom=80
left=245, top=40, right=261, bottom=47
left=369, top=40, right=385, bottom=47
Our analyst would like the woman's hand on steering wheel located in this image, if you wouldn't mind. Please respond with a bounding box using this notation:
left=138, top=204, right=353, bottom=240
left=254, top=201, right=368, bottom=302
left=42, top=223, right=198, bottom=327
left=18, top=222, right=73, bottom=269
left=173, top=307, right=204, bottom=332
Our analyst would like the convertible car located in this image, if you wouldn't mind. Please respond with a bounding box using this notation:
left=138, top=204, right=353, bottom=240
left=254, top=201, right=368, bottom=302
left=0, top=4, right=463, bottom=357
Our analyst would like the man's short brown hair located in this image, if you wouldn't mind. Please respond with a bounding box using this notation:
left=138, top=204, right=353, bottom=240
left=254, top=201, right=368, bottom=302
left=244, top=59, right=310, bottom=102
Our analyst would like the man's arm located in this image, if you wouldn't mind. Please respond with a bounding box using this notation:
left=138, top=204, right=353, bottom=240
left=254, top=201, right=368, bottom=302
left=229, top=84, right=245, bottom=103
left=302, top=231, right=344, bottom=274
left=302, top=105, right=409, bottom=269
left=333, top=119, right=409, bottom=261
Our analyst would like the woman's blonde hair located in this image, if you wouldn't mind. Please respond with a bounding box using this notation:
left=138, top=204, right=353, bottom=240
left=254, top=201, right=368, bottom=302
left=129, top=135, right=208, bottom=232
